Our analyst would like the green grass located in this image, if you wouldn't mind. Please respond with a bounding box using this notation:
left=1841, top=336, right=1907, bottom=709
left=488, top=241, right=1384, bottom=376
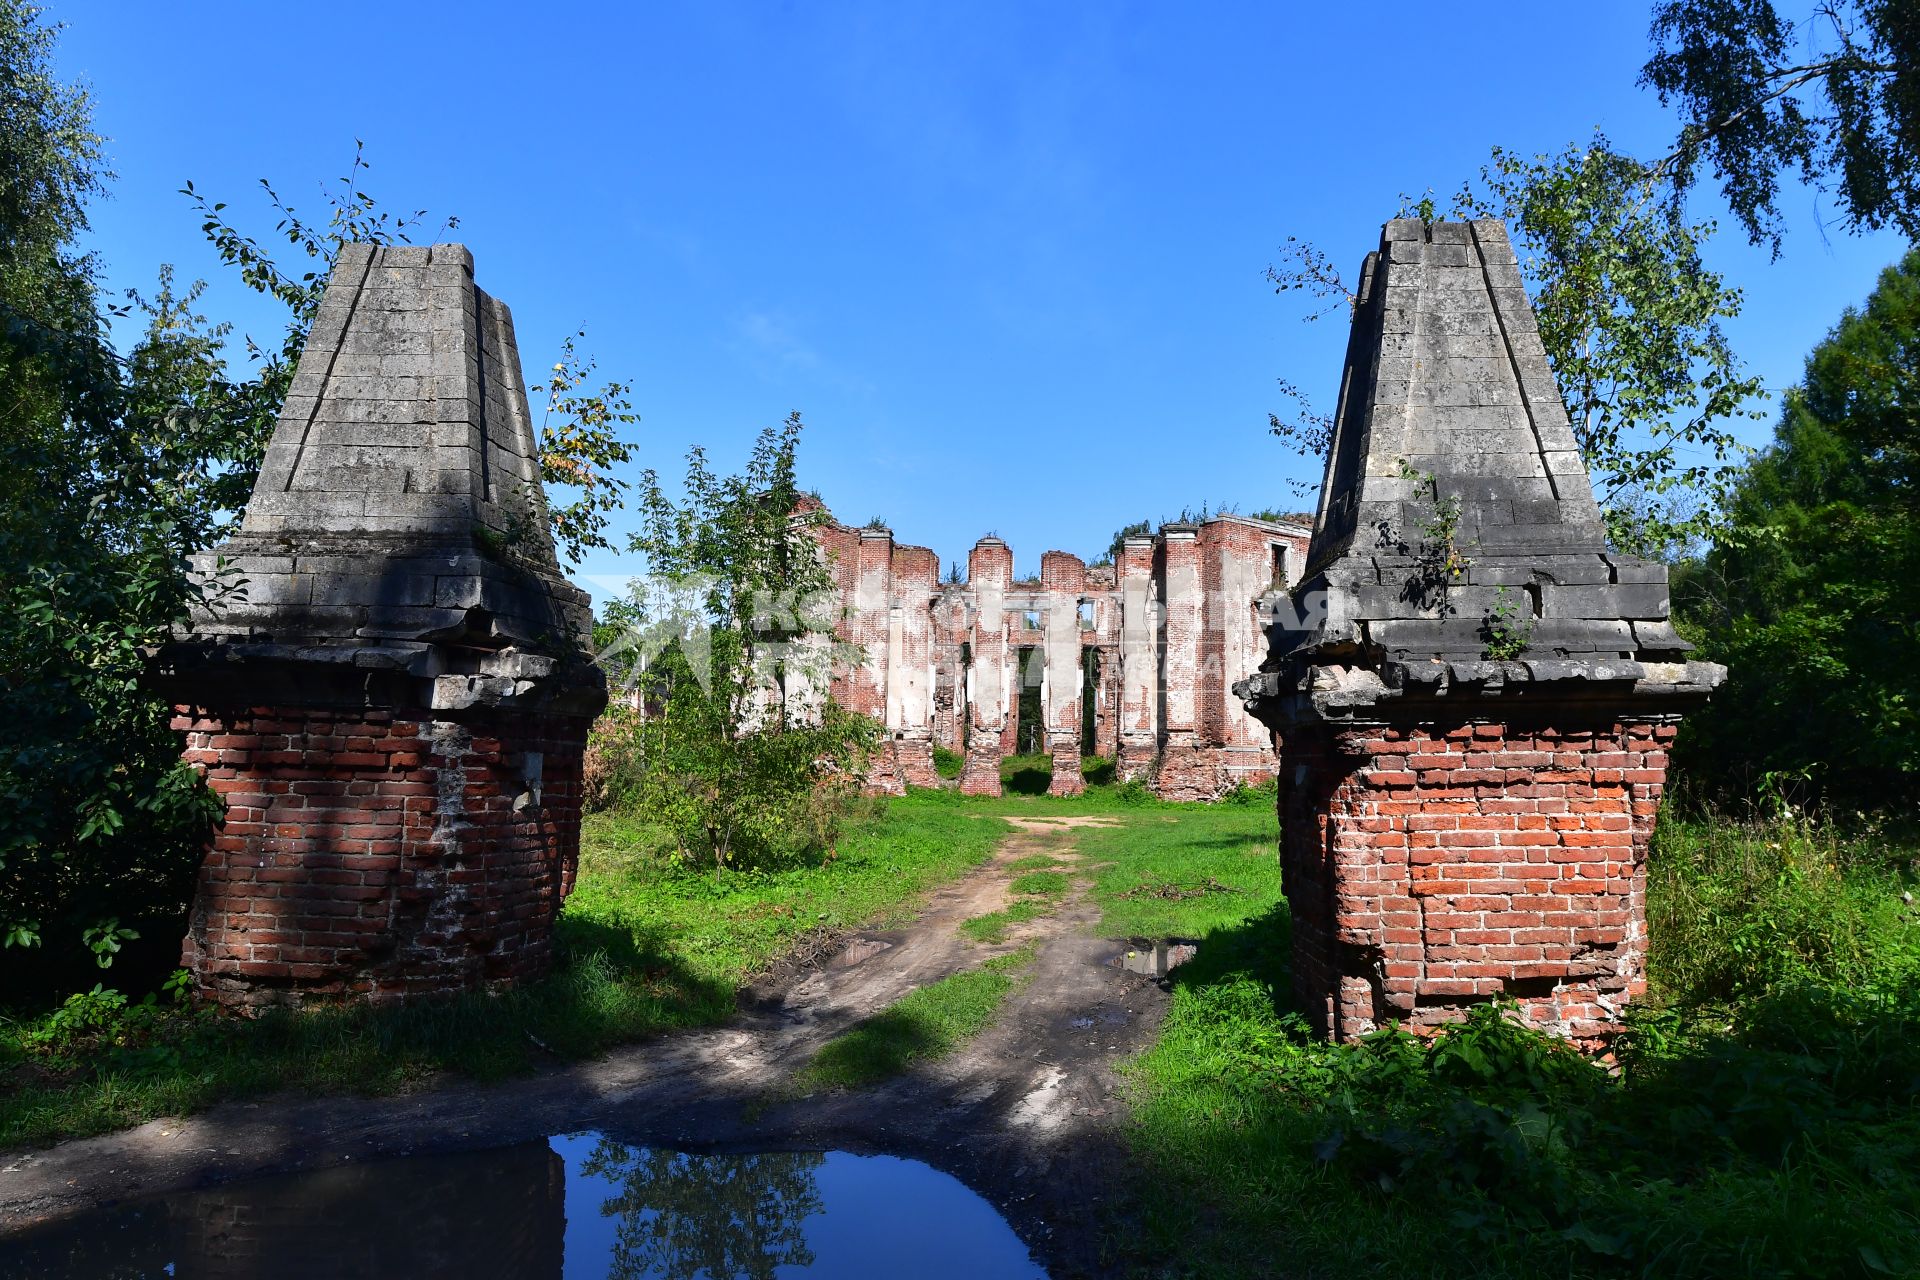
left=1006, top=853, right=1065, bottom=872
left=18, top=766, right=1911, bottom=1280
left=960, top=899, right=1051, bottom=944
left=1079, top=801, right=1281, bottom=938
left=0, top=791, right=1008, bottom=1147
left=1647, top=809, right=1920, bottom=1003
left=1104, top=805, right=1920, bottom=1278
left=1008, top=869, right=1072, bottom=898
left=794, top=945, right=1036, bottom=1091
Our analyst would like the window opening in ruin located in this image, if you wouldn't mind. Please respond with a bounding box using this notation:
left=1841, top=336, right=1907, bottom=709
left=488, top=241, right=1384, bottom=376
left=1077, top=600, right=1094, bottom=630
left=1022, top=608, right=1041, bottom=631
left=957, top=641, right=972, bottom=748
left=1015, top=644, right=1044, bottom=754
left=1270, top=543, right=1289, bottom=589
left=1081, top=646, right=1099, bottom=746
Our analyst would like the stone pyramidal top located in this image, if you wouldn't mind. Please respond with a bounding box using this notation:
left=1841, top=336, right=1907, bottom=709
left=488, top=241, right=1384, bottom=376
left=1240, top=218, right=1724, bottom=724
left=1311, top=218, right=1605, bottom=565
left=243, top=242, right=553, bottom=549
left=181, top=243, right=593, bottom=664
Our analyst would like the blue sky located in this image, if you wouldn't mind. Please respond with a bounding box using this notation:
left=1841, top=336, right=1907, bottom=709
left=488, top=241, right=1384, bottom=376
left=55, top=1, right=1908, bottom=599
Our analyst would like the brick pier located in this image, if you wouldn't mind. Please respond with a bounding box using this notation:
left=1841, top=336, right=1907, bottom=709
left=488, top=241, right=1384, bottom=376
left=1238, top=219, right=1723, bottom=1042
left=162, top=243, right=605, bottom=1009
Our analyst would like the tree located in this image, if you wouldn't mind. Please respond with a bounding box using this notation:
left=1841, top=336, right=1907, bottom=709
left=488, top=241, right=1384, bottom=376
left=0, top=3, right=640, bottom=983
left=1674, top=248, right=1920, bottom=806
left=1267, top=136, right=1764, bottom=553
left=1454, top=140, right=1765, bottom=553
left=1641, top=0, right=1920, bottom=254
left=580, top=1139, right=824, bottom=1280
left=624, top=415, right=877, bottom=870
left=1104, top=518, right=1152, bottom=562
left=0, top=0, right=222, bottom=974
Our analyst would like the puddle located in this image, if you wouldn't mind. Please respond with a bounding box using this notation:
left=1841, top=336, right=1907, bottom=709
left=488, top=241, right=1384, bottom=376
left=1117, top=938, right=1198, bottom=978
left=0, top=1134, right=1048, bottom=1278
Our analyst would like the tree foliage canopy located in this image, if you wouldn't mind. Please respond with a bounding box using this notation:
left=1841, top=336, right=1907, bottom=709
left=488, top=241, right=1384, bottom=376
left=0, top=0, right=219, bottom=970
left=1676, top=248, right=1920, bottom=805
left=1268, top=136, right=1762, bottom=552
left=1642, top=0, right=1920, bottom=253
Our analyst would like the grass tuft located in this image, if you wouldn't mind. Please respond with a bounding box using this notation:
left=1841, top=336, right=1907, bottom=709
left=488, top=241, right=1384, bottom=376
left=960, top=899, right=1050, bottom=944
left=1009, top=869, right=1071, bottom=898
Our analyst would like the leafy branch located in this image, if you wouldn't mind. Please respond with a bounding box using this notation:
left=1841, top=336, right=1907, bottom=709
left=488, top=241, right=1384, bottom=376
left=1481, top=585, right=1537, bottom=662
left=1398, top=460, right=1470, bottom=594
left=534, top=332, right=637, bottom=565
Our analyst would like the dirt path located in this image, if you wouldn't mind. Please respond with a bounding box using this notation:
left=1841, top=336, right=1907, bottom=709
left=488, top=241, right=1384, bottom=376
left=0, top=814, right=1167, bottom=1278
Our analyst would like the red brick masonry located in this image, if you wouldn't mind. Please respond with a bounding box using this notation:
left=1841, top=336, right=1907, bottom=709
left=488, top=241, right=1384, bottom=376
left=175, top=702, right=592, bottom=1010
left=1281, top=717, right=1675, bottom=1044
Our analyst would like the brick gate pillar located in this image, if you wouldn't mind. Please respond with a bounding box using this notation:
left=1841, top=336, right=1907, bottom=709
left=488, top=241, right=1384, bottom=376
left=1236, top=219, right=1724, bottom=1043
left=960, top=538, right=1013, bottom=795
left=159, top=244, right=606, bottom=1010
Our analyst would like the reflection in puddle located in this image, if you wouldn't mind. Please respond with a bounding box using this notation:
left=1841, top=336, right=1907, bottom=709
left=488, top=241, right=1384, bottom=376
left=1, top=1134, right=1047, bottom=1278
left=1118, top=938, right=1198, bottom=978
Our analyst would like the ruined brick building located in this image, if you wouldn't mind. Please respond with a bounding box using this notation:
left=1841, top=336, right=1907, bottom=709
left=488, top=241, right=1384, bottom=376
left=805, top=510, right=1312, bottom=801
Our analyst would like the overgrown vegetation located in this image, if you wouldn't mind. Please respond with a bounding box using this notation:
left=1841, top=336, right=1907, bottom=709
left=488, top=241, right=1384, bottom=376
left=931, top=744, right=965, bottom=781
left=618, top=417, right=880, bottom=871
left=1674, top=248, right=1920, bottom=809
left=1104, top=802, right=1920, bottom=1279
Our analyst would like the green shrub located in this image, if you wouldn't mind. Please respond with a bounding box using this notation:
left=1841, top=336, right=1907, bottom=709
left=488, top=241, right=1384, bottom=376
left=1119, top=809, right=1920, bottom=1278
left=1647, top=807, right=1920, bottom=1003
left=582, top=704, right=646, bottom=811
left=931, top=745, right=964, bottom=780
left=1219, top=776, right=1279, bottom=806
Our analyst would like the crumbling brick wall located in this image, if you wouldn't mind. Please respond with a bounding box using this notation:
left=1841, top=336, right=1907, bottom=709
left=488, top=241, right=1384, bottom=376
left=1197, top=518, right=1291, bottom=790
left=1282, top=717, right=1673, bottom=1044
left=962, top=538, right=1015, bottom=795
left=175, top=700, right=591, bottom=1011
